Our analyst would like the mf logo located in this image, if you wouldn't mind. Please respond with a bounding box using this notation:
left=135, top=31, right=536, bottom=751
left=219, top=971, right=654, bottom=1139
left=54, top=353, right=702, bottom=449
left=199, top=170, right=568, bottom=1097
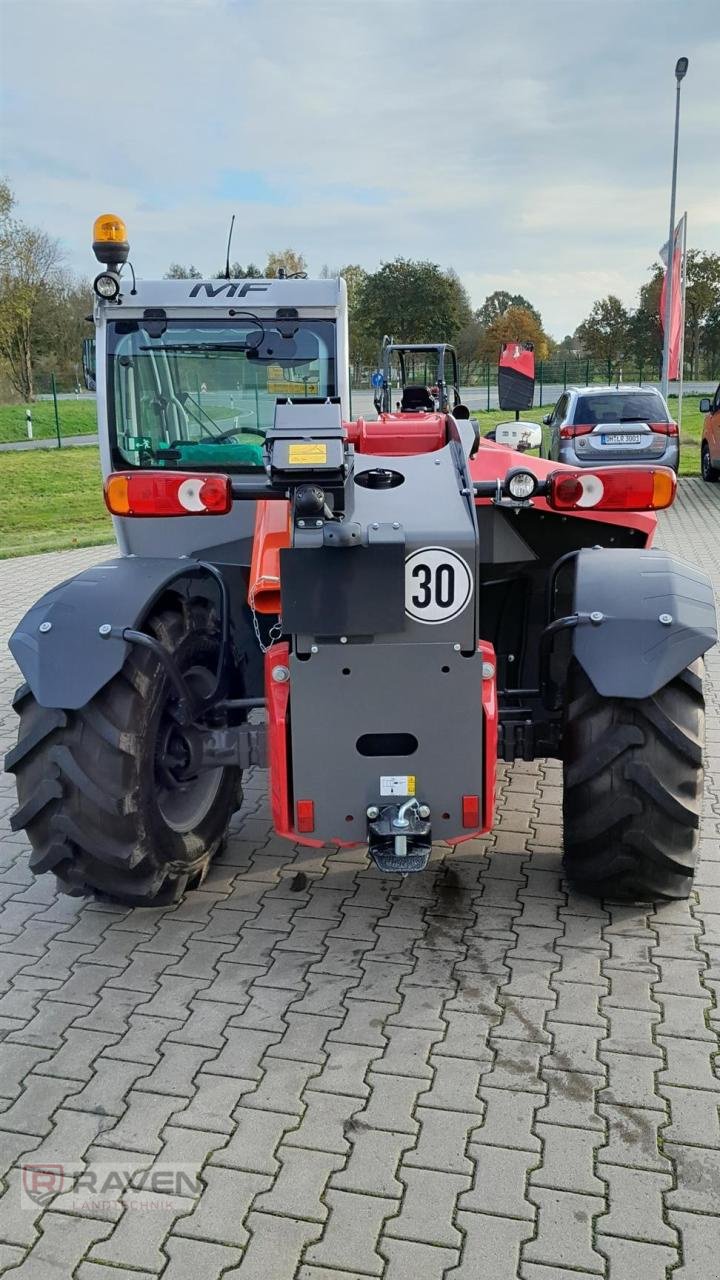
left=189, top=282, right=269, bottom=299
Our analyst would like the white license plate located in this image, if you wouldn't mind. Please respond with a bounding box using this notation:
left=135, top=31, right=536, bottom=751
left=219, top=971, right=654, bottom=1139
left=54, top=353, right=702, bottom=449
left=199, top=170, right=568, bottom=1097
left=602, top=433, right=642, bottom=445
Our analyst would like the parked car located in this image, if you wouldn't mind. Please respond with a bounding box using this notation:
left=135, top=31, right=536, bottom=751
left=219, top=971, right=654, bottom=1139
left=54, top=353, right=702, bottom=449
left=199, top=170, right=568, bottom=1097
left=540, top=386, right=679, bottom=471
left=700, top=384, right=720, bottom=482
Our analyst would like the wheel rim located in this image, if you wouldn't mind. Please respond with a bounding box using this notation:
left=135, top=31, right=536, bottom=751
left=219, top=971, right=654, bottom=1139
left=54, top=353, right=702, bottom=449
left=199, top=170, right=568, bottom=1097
left=702, top=448, right=711, bottom=479
left=155, top=665, right=224, bottom=833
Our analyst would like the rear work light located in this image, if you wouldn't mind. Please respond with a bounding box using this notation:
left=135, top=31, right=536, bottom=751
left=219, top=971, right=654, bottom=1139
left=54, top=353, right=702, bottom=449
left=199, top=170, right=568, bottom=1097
left=559, top=423, right=594, bottom=439
left=547, top=466, right=676, bottom=512
left=104, top=471, right=232, bottom=517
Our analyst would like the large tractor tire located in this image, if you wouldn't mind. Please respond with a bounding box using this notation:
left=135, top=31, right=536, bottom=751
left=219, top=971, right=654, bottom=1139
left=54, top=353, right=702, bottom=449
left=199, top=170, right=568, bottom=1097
left=6, top=601, right=243, bottom=905
left=562, top=660, right=705, bottom=901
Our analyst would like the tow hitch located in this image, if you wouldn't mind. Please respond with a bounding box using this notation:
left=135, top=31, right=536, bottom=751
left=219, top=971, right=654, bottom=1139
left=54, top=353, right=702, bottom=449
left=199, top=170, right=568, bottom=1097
left=367, top=799, right=432, bottom=874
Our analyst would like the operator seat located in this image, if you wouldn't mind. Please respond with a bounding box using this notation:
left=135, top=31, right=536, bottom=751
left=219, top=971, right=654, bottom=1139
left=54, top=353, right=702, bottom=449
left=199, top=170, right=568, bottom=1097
left=401, top=385, right=435, bottom=412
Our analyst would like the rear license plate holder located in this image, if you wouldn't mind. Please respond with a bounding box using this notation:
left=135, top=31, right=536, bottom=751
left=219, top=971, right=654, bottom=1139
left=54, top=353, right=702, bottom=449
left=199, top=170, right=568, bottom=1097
left=602, top=433, right=642, bottom=445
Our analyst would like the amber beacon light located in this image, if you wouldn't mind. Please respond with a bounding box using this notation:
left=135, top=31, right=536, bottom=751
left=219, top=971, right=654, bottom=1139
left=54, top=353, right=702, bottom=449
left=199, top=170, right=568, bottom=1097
left=92, top=214, right=130, bottom=300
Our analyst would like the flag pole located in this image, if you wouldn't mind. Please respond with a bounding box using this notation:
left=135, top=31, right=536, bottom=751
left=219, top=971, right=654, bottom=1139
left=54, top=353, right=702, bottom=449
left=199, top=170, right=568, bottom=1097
left=661, top=57, right=689, bottom=400
left=677, top=212, right=687, bottom=435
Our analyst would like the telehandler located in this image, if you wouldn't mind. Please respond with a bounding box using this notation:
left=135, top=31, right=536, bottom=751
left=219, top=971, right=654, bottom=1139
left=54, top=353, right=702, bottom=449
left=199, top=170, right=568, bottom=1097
left=5, top=215, right=717, bottom=904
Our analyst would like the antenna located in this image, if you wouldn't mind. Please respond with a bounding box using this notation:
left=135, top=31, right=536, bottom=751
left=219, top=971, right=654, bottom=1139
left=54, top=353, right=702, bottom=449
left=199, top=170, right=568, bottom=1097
left=224, top=214, right=236, bottom=280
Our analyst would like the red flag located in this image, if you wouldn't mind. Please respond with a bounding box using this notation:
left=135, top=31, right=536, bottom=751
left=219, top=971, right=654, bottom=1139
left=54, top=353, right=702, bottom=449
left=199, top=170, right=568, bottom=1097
left=660, top=218, right=684, bottom=380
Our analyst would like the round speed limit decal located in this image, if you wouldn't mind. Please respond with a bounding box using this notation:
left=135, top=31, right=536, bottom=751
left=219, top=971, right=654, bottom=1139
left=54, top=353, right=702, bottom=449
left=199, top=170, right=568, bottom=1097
left=405, top=547, right=473, bottom=624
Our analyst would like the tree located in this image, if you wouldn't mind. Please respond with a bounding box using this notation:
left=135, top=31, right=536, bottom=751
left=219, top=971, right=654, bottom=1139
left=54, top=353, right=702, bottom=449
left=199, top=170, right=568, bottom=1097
left=478, top=305, right=551, bottom=363
left=476, top=290, right=541, bottom=327
left=575, top=296, right=631, bottom=370
left=164, top=263, right=202, bottom=279
left=0, top=183, right=63, bottom=400
left=701, top=301, right=720, bottom=379
left=684, top=250, right=720, bottom=378
left=356, top=258, right=472, bottom=362
left=265, top=249, right=307, bottom=278
left=454, top=316, right=484, bottom=383
left=213, top=261, right=263, bottom=279
left=629, top=269, right=663, bottom=375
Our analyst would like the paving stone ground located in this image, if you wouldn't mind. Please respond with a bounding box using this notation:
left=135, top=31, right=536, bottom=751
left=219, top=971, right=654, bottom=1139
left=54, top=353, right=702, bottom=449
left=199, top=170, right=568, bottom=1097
left=0, top=479, right=718, bottom=1280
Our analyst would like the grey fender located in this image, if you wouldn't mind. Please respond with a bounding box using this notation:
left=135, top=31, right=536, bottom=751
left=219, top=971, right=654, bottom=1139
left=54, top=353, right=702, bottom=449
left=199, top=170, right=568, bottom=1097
left=9, top=557, right=224, bottom=709
left=571, top=548, right=717, bottom=699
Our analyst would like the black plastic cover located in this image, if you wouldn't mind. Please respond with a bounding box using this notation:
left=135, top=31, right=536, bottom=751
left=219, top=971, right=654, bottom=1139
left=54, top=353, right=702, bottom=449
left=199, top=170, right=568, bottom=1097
left=572, top=548, right=717, bottom=698
left=9, top=557, right=221, bottom=709
left=280, top=544, right=405, bottom=636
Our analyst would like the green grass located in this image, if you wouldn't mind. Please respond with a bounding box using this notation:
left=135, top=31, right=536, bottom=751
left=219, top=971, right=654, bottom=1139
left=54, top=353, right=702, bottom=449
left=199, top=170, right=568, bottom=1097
left=472, top=395, right=703, bottom=477
left=0, top=399, right=97, bottom=443
left=0, top=446, right=114, bottom=559
left=0, top=395, right=707, bottom=560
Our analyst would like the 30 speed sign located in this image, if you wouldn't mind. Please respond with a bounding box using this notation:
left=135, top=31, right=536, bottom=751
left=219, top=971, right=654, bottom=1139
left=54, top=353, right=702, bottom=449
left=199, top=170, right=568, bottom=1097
left=404, top=547, right=473, bottom=624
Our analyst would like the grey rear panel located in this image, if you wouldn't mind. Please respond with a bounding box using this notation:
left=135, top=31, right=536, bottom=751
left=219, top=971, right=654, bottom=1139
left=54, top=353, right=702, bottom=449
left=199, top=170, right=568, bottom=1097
left=284, top=423, right=484, bottom=842
left=289, top=642, right=484, bottom=843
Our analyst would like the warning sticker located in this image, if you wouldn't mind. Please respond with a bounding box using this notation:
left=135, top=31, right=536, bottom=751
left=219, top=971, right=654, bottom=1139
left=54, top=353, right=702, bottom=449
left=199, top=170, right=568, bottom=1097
left=380, top=775, right=416, bottom=797
left=288, top=443, right=327, bottom=465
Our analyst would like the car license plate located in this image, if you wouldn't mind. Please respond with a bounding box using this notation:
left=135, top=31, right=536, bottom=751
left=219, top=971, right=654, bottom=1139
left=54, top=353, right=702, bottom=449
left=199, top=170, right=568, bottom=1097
left=602, top=433, right=642, bottom=445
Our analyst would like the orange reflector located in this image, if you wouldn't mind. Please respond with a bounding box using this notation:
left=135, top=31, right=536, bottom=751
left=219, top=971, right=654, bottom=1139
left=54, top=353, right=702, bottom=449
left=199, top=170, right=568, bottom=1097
left=547, top=466, right=676, bottom=512
left=296, top=800, right=315, bottom=833
left=104, top=471, right=232, bottom=517
left=462, top=795, right=480, bottom=828
left=93, top=213, right=128, bottom=244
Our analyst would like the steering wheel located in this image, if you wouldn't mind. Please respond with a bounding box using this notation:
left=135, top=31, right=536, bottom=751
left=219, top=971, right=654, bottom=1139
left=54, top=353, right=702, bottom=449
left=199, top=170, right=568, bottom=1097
left=207, top=426, right=267, bottom=442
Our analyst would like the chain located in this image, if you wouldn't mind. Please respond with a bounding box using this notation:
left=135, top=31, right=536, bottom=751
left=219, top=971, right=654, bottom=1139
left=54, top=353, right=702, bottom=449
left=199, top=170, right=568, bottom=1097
left=248, top=576, right=283, bottom=654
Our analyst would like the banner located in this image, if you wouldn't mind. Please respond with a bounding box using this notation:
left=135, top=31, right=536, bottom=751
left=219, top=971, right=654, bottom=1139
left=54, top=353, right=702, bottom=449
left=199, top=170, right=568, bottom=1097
left=498, top=341, right=535, bottom=411
left=660, top=216, right=685, bottom=381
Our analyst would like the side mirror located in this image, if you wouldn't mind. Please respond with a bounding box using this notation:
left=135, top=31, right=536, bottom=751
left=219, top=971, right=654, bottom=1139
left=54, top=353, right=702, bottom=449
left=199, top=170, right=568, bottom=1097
left=542, top=413, right=552, bottom=425
left=699, top=398, right=712, bottom=413
left=494, top=422, right=542, bottom=451
left=452, top=403, right=471, bottom=420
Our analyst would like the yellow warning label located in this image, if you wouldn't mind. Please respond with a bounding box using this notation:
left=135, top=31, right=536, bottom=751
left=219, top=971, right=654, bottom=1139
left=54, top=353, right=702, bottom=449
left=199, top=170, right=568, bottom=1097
left=380, top=775, right=416, bottom=797
left=288, top=443, right=327, bottom=465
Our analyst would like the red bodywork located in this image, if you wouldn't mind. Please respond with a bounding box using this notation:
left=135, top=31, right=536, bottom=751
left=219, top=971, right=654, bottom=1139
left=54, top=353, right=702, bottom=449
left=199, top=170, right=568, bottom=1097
left=256, top=412, right=659, bottom=847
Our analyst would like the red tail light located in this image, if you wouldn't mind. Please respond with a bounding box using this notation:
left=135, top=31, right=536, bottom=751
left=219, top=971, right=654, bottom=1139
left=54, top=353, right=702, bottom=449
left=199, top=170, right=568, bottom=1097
left=649, top=421, right=679, bottom=436
left=547, top=466, right=676, bottom=512
left=105, top=471, right=232, bottom=517
left=462, top=795, right=480, bottom=828
left=296, top=800, right=315, bottom=833
left=559, top=423, right=594, bottom=439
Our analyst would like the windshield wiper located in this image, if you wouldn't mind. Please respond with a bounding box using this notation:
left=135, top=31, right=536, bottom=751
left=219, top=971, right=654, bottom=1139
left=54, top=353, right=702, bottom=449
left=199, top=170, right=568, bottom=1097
left=139, top=343, right=255, bottom=353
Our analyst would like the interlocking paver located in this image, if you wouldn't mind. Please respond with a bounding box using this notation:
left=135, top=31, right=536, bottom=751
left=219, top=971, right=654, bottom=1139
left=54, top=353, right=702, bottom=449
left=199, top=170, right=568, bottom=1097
left=669, top=1209, right=720, bottom=1280
left=172, top=1165, right=272, bottom=1247
left=459, top=1143, right=539, bottom=1218
left=524, top=1187, right=606, bottom=1274
left=2, top=1212, right=113, bottom=1278
left=596, top=1165, right=676, bottom=1244
left=226, top=1213, right=323, bottom=1279
left=89, top=1191, right=190, bottom=1271
left=157, top=1237, right=243, bottom=1280
left=450, top=1213, right=535, bottom=1280
left=304, top=1189, right=397, bottom=1275
left=384, top=1168, right=470, bottom=1247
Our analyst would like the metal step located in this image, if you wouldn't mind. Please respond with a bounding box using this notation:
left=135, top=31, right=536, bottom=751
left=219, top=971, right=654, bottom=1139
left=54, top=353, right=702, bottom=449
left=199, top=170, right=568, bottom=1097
left=368, top=847, right=431, bottom=875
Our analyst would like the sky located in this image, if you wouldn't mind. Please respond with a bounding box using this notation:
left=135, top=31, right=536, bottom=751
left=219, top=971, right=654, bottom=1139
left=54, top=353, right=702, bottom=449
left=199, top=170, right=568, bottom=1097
left=1, top=0, right=718, bottom=339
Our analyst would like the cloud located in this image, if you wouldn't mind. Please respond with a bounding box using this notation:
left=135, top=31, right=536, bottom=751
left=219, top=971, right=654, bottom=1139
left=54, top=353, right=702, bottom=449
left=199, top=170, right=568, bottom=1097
left=1, top=0, right=719, bottom=336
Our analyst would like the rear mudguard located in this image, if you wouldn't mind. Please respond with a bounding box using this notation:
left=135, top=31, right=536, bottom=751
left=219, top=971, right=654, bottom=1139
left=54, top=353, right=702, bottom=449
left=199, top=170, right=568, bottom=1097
left=8, top=557, right=230, bottom=710
left=571, top=548, right=717, bottom=699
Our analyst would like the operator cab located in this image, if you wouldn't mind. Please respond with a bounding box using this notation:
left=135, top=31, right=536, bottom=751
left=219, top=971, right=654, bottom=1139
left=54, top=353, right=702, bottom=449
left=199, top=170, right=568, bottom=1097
left=373, top=336, right=468, bottom=418
left=89, top=214, right=350, bottom=559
